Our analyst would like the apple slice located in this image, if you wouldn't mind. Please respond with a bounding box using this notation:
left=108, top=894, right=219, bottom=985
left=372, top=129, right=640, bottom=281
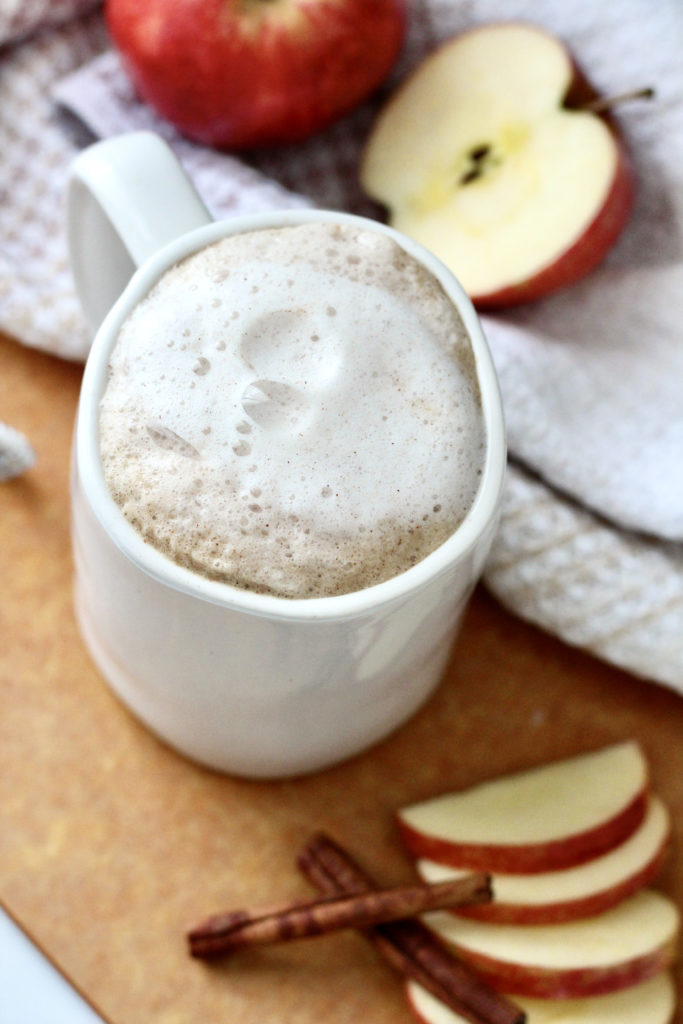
left=422, top=889, right=679, bottom=999
left=397, top=741, right=648, bottom=872
left=361, top=22, right=634, bottom=308
left=406, top=972, right=676, bottom=1024
left=415, top=796, right=670, bottom=924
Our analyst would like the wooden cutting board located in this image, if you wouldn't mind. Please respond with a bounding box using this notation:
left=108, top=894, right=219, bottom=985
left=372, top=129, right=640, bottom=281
left=1, top=332, right=681, bottom=1024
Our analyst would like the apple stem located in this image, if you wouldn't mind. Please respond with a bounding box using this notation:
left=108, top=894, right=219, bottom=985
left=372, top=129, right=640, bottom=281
left=580, top=86, right=655, bottom=114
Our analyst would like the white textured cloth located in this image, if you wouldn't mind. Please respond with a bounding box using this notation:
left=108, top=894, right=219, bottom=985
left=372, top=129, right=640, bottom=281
left=0, top=0, right=106, bottom=359
left=1, top=0, right=682, bottom=692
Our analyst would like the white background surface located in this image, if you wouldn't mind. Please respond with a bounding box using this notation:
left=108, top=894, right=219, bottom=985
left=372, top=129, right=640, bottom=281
left=0, top=907, right=105, bottom=1023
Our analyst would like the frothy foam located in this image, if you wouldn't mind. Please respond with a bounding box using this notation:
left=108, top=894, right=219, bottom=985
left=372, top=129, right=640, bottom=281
left=99, top=222, right=486, bottom=598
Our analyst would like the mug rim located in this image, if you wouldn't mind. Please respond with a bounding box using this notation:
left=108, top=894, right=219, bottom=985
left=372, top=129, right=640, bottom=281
left=76, top=208, right=506, bottom=622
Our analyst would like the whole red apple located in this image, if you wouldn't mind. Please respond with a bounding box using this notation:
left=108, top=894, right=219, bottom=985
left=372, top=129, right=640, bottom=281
left=106, top=0, right=406, bottom=150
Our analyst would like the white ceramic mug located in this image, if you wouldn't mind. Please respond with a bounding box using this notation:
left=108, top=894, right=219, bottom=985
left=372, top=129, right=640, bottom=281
left=68, top=131, right=506, bottom=778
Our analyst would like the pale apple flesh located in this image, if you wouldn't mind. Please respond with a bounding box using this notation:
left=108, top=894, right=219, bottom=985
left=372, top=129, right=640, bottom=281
left=406, top=972, right=676, bottom=1024
left=360, top=22, right=634, bottom=308
left=415, top=796, right=670, bottom=924
left=422, top=889, right=679, bottom=999
left=397, top=741, right=649, bottom=873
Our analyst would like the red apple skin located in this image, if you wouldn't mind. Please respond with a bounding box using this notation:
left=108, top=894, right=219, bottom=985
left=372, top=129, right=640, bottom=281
left=451, top=835, right=670, bottom=924
left=397, top=786, right=648, bottom=873
left=106, top=0, right=406, bottom=150
left=472, top=143, right=635, bottom=310
left=445, top=940, right=678, bottom=1000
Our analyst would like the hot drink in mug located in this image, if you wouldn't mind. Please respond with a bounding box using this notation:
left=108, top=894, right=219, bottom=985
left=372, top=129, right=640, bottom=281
left=99, top=220, right=486, bottom=599
left=69, top=132, right=505, bottom=777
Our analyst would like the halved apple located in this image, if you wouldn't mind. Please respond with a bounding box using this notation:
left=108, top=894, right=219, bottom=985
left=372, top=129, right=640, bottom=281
left=415, top=796, right=670, bottom=924
left=361, top=22, right=634, bottom=308
left=397, top=741, right=648, bottom=872
left=406, top=972, right=676, bottom=1024
left=422, top=889, right=679, bottom=999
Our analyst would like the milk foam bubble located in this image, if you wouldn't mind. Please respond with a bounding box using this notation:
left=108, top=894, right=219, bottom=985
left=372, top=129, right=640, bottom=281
left=99, top=222, right=486, bottom=598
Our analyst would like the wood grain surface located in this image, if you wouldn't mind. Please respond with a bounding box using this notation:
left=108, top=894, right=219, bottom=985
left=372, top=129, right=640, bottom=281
left=1, top=332, right=680, bottom=1024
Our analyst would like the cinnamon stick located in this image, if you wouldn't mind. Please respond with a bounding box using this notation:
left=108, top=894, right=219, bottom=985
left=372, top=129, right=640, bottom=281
left=297, top=832, right=525, bottom=1024
left=188, top=873, right=491, bottom=959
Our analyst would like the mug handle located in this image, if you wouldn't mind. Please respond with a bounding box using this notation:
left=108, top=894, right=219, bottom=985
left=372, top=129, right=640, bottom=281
left=67, top=131, right=212, bottom=336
